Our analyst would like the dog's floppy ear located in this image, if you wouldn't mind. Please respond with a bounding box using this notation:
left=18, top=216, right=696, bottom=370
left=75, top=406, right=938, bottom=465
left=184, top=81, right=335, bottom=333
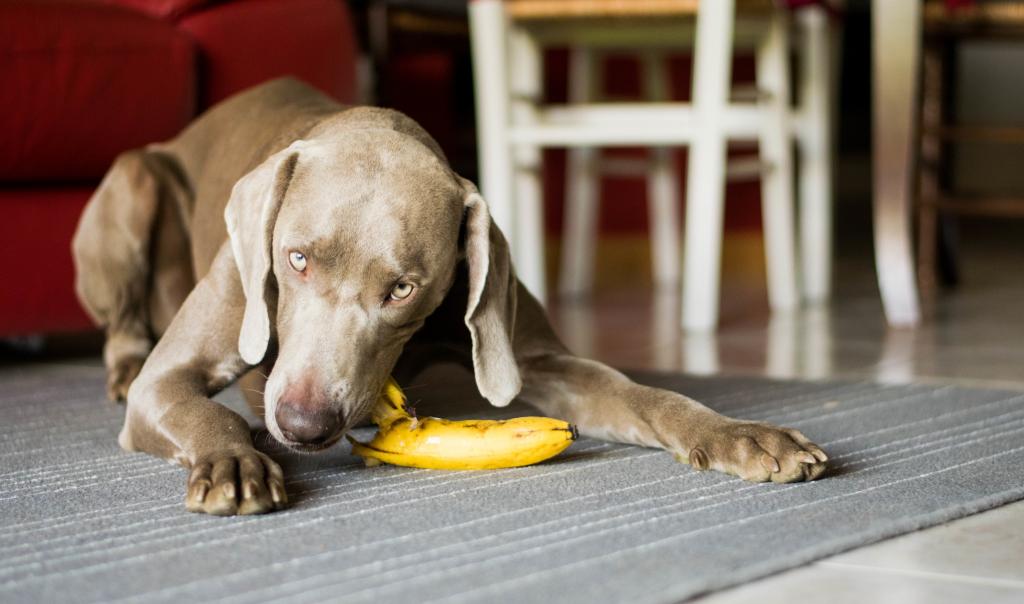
left=224, top=142, right=304, bottom=365
left=461, top=181, right=522, bottom=407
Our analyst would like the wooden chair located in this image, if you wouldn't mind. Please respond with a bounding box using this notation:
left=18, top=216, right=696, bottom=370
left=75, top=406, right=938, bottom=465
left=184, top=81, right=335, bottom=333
left=917, top=0, right=1024, bottom=306
left=468, top=0, right=835, bottom=330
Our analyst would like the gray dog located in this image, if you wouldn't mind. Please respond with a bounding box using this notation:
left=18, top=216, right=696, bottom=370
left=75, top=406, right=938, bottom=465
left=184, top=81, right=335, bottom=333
left=72, top=79, right=827, bottom=516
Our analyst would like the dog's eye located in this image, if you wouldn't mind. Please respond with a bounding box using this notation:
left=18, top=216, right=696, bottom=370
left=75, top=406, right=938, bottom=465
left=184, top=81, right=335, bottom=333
left=288, top=251, right=307, bottom=272
left=389, top=282, right=414, bottom=301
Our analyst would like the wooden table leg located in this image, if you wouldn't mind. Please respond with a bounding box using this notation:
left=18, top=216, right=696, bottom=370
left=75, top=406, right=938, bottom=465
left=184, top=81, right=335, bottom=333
left=872, top=0, right=922, bottom=327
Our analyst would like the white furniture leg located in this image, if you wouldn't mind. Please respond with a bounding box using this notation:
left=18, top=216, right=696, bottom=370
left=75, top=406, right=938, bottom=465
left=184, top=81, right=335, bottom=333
left=756, top=11, right=800, bottom=313
left=508, top=25, right=547, bottom=303
left=682, top=0, right=734, bottom=331
left=468, top=0, right=516, bottom=244
left=643, top=51, right=682, bottom=291
left=872, top=0, right=922, bottom=327
left=652, top=291, right=681, bottom=370
left=559, top=48, right=601, bottom=298
left=797, top=6, right=833, bottom=303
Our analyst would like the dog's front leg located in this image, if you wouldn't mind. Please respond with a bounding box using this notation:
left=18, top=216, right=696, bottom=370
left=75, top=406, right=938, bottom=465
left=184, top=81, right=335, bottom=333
left=122, top=252, right=286, bottom=515
left=518, top=352, right=828, bottom=483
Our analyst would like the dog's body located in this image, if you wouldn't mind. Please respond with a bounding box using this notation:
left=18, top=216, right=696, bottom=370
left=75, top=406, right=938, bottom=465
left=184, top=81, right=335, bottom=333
left=73, top=79, right=826, bottom=515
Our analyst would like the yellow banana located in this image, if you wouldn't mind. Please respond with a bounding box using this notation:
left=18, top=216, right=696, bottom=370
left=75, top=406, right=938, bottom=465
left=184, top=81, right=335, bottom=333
left=347, top=378, right=577, bottom=470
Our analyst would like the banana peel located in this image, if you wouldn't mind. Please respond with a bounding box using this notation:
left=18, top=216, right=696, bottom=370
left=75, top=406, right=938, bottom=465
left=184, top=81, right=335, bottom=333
left=347, top=378, right=578, bottom=470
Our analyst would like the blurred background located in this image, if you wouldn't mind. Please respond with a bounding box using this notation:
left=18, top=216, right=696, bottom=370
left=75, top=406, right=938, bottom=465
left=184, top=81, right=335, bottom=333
left=2, top=0, right=1023, bottom=388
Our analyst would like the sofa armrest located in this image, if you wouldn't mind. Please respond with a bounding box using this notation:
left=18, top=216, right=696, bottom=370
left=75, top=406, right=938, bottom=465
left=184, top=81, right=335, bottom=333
left=0, top=1, right=196, bottom=181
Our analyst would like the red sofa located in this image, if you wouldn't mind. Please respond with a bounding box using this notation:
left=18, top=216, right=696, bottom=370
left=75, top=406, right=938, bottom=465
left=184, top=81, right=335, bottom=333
left=0, top=0, right=357, bottom=337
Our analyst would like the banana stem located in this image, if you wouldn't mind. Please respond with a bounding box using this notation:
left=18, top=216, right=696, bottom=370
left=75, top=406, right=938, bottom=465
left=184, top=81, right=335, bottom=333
left=371, top=378, right=412, bottom=428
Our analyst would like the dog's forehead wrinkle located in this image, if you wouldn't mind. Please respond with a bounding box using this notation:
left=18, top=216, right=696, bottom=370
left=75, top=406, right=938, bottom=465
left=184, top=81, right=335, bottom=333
left=299, top=133, right=452, bottom=183
left=299, top=205, right=448, bottom=273
left=286, top=185, right=455, bottom=240
left=298, top=139, right=460, bottom=202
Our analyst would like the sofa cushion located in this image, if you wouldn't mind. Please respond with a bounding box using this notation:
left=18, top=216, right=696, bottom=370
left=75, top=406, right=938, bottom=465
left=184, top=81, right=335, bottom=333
left=98, top=0, right=215, bottom=20
left=0, top=187, right=94, bottom=335
left=179, top=0, right=357, bottom=106
left=0, top=2, right=196, bottom=182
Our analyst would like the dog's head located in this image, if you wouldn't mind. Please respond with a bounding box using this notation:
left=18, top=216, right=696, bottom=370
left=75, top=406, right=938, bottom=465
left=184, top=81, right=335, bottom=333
left=224, top=131, right=520, bottom=451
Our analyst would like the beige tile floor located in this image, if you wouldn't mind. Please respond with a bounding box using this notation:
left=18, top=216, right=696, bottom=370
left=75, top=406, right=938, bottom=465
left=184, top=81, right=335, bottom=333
left=545, top=222, right=1024, bottom=603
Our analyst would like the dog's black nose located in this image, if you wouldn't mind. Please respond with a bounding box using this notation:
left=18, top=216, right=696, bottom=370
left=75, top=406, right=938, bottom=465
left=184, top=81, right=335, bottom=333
left=275, top=402, right=340, bottom=445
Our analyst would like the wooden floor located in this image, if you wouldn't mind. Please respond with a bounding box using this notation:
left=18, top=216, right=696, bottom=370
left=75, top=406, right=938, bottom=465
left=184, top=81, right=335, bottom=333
left=545, top=221, right=1024, bottom=603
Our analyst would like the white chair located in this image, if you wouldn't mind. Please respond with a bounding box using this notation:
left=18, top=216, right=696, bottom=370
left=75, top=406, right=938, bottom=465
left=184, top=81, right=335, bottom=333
left=469, top=0, right=834, bottom=330
left=559, top=48, right=684, bottom=298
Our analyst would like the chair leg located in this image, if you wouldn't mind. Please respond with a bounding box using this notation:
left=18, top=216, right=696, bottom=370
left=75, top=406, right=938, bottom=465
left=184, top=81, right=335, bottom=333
left=871, top=0, right=922, bottom=327
left=916, top=41, right=943, bottom=313
left=642, top=51, right=682, bottom=292
left=468, top=0, right=516, bottom=244
left=756, top=10, right=800, bottom=313
left=560, top=148, right=600, bottom=297
left=797, top=6, right=833, bottom=303
left=508, top=25, right=547, bottom=303
left=649, top=147, right=682, bottom=291
left=514, top=159, right=547, bottom=303
left=559, top=48, right=601, bottom=298
left=682, top=0, right=734, bottom=331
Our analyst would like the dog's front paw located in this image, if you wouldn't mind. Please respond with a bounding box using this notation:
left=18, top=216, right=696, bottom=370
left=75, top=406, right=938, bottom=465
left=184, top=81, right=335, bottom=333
left=686, top=421, right=828, bottom=483
left=186, top=449, right=287, bottom=515
left=106, top=356, right=146, bottom=402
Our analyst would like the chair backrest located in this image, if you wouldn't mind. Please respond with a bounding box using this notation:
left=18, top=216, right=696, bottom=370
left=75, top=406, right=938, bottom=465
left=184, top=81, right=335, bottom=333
left=503, top=0, right=777, bottom=20
left=924, top=0, right=1024, bottom=33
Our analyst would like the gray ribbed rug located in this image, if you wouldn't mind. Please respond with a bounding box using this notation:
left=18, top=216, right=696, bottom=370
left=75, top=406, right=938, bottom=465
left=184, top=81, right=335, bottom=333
left=2, top=362, right=1023, bottom=604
